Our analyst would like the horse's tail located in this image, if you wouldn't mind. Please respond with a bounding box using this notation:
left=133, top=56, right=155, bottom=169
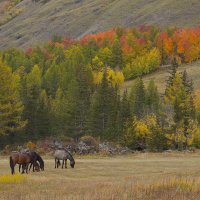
left=9, top=156, right=14, bottom=175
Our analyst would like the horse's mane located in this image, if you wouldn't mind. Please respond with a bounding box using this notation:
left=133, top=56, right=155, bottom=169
left=64, top=149, right=74, bottom=162
left=33, top=152, right=44, bottom=167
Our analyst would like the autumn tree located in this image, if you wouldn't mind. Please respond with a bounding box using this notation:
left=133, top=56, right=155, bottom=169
left=0, top=59, right=26, bottom=140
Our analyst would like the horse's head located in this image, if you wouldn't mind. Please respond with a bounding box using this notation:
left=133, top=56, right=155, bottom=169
left=40, top=161, right=45, bottom=171
left=70, top=160, right=75, bottom=168
left=35, top=163, right=40, bottom=172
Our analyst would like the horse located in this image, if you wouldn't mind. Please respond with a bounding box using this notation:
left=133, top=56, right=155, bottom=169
left=29, top=151, right=44, bottom=171
left=19, top=149, right=44, bottom=172
left=9, top=152, right=37, bottom=174
left=54, top=149, right=75, bottom=169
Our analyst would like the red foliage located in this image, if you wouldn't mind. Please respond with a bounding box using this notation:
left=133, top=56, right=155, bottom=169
left=25, top=48, right=33, bottom=56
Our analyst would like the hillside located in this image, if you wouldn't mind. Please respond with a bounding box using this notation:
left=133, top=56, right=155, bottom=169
left=0, top=0, right=200, bottom=48
left=123, top=61, right=200, bottom=94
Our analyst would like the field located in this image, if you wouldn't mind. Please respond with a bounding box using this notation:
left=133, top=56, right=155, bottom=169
left=0, top=0, right=200, bottom=48
left=1, top=153, right=200, bottom=199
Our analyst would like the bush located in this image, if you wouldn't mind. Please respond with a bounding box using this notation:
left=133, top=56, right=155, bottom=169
left=2, top=145, right=11, bottom=155
left=80, top=135, right=98, bottom=146
left=26, top=141, right=36, bottom=150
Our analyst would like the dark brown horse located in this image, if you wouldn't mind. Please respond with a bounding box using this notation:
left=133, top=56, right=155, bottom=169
left=19, top=150, right=44, bottom=172
left=9, top=152, right=38, bottom=174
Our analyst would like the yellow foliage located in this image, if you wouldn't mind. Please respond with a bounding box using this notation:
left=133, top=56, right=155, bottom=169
left=0, top=174, right=26, bottom=184
left=166, top=121, right=197, bottom=147
left=123, top=48, right=161, bottom=78
left=135, top=121, right=150, bottom=137
left=93, top=67, right=124, bottom=86
left=194, top=90, right=200, bottom=111
left=146, top=115, right=157, bottom=127
left=26, top=141, right=36, bottom=150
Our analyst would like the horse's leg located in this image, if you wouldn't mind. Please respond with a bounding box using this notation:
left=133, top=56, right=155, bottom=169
left=62, top=160, right=64, bottom=169
left=29, top=163, right=32, bottom=172
left=19, top=164, right=21, bottom=172
left=65, top=159, right=67, bottom=168
left=21, top=164, right=25, bottom=174
left=26, top=164, right=29, bottom=174
left=55, top=158, right=57, bottom=168
left=57, top=159, right=60, bottom=168
left=33, top=163, right=35, bottom=172
left=9, top=157, right=15, bottom=175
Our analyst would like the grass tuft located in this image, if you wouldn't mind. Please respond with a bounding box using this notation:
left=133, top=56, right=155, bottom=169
left=0, top=174, right=26, bottom=184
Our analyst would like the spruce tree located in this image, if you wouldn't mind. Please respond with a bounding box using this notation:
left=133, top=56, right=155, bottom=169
left=89, top=69, right=119, bottom=140
left=118, top=90, right=131, bottom=140
left=24, top=65, right=42, bottom=139
left=129, top=78, right=146, bottom=118
left=165, top=56, right=178, bottom=95
left=146, top=80, right=160, bottom=115
left=112, top=38, right=123, bottom=68
left=89, top=70, right=110, bottom=138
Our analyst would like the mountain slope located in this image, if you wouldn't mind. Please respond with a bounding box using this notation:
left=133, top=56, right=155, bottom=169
left=0, top=0, right=200, bottom=48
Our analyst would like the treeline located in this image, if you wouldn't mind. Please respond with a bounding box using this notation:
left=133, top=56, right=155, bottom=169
left=1, top=26, right=200, bottom=150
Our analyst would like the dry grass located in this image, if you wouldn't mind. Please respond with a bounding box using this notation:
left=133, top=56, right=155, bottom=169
left=1, top=152, right=200, bottom=199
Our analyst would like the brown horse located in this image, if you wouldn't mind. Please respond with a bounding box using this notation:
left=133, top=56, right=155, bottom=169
left=9, top=152, right=37, bottom=174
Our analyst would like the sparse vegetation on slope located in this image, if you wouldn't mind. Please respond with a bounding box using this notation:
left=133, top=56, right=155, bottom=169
left=0, top=0, right=200, bottom=48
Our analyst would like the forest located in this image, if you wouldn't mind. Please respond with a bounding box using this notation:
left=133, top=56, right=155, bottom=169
left=1, top=25, right=200, bottom=151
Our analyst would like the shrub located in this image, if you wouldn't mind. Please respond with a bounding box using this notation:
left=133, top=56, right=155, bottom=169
left=26, top=141, right=36, bottom=150
left=80, top=135, right=98, bottom=146
left=2, top=145, right=11, bottom=155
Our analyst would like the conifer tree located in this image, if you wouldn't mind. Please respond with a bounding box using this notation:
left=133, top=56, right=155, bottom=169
left=146, top=80, right=160, bottom=115
left=24, top=65, right=42, bottom=139
left=89, top=69, right=119, bottom=139
left=112, top=38, right=123, bottom=68
left=129, top=78, right=146, bottom=118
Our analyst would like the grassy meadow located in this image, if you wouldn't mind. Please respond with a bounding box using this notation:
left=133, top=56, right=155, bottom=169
left=1, top=153, right=200, bottom=199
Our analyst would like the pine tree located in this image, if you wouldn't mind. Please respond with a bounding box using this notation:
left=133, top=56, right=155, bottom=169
left=24, top=64, right=42, bottom=139
left=111, top=38, right=123, bottom=68
left=61, top=46, right=93, bottom=138
left=89, top=69, right=119, bottom=140
left=129, top=78, right=146, bottom=118
left=146, top=80, right=160, bottom=115
left=181, top=70, right=195, bottom=149
left=165, top=71, right=195, bottom=150
left=165, top=57, right=178, bottom=95
left=118, top=90, right=131, bottom=141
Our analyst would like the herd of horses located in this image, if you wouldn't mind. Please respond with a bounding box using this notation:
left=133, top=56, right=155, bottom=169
left=9, top=149, right=75, bottom=174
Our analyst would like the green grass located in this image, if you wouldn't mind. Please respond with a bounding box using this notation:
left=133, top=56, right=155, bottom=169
left=1, top=153, right=200, bottom=199
left=0, top=0, right=200, bottom=48
left=122, top=61, right=200, bottom=94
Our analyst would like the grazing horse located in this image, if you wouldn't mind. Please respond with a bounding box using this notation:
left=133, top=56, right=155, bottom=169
left=9, top=152, right=37, bottom=174
left=19, top=150, right=45, bottom=172
left=29, top=151, right=45, bottom=171
left=54, top=149, right=75, bottom=169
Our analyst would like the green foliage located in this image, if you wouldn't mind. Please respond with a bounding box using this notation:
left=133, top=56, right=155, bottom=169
left=129, top=78, right=146, bottom=118
left=0, top=28, right=199, bottom=152
left=146, top=80, right=161, bottom=115
left=123, top=48, right=161, bottom=79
